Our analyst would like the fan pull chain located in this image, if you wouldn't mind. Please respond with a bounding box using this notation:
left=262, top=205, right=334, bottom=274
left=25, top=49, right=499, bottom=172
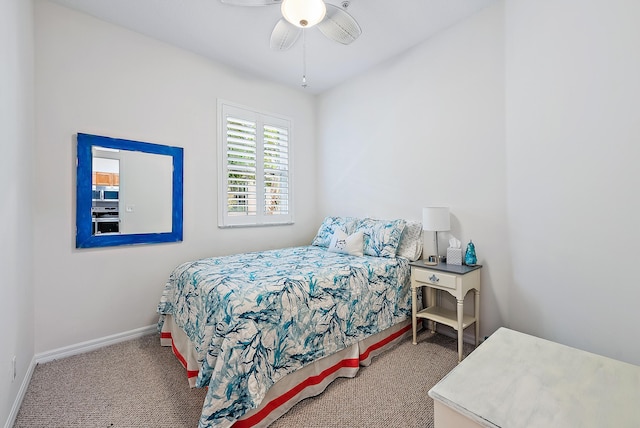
left=301, top=29, right=308, bottom=88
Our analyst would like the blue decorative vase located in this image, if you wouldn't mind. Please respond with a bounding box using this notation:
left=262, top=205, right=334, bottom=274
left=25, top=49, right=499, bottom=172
left=465, top=240, right=477, bottom=265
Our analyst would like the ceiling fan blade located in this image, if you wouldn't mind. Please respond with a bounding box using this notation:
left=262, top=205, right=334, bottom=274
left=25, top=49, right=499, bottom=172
left=270, top=18, right=301, bottom=50
left=220, top=0, right=281, bottom=6
left=317, top=3, right=361, bottom=45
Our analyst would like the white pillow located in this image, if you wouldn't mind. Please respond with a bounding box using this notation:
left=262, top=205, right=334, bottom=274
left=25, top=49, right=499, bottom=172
left=328, top=229, right=364, bottom=257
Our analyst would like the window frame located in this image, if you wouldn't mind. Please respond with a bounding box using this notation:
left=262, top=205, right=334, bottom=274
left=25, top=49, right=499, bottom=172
left=217, top=100, right=294, bottom=228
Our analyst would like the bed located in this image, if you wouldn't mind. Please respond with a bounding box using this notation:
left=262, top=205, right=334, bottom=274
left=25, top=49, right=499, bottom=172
left=157, top=216, right=423, bottom=428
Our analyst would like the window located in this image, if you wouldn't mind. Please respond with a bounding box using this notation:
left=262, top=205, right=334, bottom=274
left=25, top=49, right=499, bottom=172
left=218, top=101, right=293, bottom=227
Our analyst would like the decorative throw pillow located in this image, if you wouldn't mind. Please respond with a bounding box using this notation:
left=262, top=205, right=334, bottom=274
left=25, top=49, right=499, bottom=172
left=356, top=218, right=407, bottom=258
left=328, top=229, right=364, bottom=257
left=396, top=221, right=424, bottom=261
left=311, top=216, right=358, bottom=247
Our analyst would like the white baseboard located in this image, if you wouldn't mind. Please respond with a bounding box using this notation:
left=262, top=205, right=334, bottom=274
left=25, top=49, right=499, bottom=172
left=4, top=355, right=36, bottom=428
left=4, top=324, right=157, bottom=428
left=35, top=324, right=157, bottom=364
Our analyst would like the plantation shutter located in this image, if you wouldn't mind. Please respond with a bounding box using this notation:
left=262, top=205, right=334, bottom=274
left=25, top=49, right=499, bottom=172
left=226, top=116, right=257, bottom=217
left=219, top=102, right=293, bottom=227
left=263, top=124, right=289, bottom=216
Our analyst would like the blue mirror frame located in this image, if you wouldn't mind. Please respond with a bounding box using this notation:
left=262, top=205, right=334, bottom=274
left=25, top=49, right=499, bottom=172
left=76, top=133, right=184, bottom=248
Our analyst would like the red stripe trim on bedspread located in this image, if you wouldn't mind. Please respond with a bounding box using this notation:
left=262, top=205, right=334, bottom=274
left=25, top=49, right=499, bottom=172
left=233, top=357, right=360, bottom=428
left=359, top=323, right=412, bottom=362
left=163, top=320, right=411, bottom=427
left=163, top=332, right=200, bottom=379
left=164, top=322, right=409, bottom=381
left=234, top=322, right=411, bottom=427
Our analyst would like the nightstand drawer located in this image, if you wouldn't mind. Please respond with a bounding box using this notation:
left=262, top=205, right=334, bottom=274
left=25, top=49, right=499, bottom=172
left=413, top=269, right=456, bottom=289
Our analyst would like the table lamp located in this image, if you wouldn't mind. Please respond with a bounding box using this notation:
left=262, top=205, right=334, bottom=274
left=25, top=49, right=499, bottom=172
left=422, top=206, right=450, bottom=264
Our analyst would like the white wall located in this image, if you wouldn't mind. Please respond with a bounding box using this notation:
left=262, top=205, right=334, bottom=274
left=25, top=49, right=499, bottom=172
left=505, top=0, right=640, bottom=364
left=317, top=3, right=508, bottom=341
left=1, top=0, right=35, bottom=425
left=318, top=0, right=640, bottom=365
left=33, top=1, right=318, bottom=353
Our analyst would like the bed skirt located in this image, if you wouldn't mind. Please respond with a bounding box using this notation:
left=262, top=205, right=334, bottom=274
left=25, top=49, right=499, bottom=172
left=160, top=315, right=412, bottom=427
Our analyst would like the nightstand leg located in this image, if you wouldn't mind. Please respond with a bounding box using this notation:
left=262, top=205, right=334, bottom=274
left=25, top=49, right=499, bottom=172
left=475, top=289, right=480, bottom=347
left=428, top=288, right=436, bottom=333
left=412, top=287, right=417, bottom=344
left=457, top=298, right=464, bottom=362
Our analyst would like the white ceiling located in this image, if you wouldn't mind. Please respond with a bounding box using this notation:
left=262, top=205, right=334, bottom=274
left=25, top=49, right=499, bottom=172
left=49, top=0, right=497, bottom=94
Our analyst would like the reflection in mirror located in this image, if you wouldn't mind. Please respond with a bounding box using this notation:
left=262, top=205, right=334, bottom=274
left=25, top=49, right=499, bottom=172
left=92, top=151, right=121, bottom=236
left=76, top=133, right=183, bottom=248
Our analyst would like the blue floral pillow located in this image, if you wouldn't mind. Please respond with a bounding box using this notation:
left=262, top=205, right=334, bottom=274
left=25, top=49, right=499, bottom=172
left=356, top=218, right=407, bottom=258
left=311, top=216, right=359, bottom=247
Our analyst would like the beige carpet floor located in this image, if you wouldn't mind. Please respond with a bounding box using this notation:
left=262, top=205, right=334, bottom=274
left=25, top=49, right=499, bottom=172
left=14, top=329, right=473, bottom=428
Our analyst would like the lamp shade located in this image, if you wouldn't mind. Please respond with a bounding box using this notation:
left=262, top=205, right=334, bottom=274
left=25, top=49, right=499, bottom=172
left=281, top=0, right=326, bottom=28
left=422, top=207, right=450, bottom=231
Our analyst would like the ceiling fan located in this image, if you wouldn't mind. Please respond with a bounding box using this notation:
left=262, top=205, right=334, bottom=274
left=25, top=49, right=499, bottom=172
left=220, top=0, right=362, bottom=51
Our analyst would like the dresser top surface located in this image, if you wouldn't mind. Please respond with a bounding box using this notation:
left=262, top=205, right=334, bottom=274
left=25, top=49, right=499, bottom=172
left=428, top=327, right=640, bottom=428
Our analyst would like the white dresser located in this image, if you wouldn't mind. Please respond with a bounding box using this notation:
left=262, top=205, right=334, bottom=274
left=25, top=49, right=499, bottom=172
left=428, top=327, right=640, bottom=428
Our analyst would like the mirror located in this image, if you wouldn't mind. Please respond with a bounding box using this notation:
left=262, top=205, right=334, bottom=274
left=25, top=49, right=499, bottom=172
left=76, top=133, right=183, bottom=248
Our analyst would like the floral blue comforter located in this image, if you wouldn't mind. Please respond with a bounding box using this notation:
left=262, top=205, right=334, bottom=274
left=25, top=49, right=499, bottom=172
left=157, top=245, right=411, bottom=428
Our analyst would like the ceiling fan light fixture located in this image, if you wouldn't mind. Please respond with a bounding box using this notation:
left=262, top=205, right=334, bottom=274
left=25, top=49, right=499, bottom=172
left=281, top=0, right=326, bottom=28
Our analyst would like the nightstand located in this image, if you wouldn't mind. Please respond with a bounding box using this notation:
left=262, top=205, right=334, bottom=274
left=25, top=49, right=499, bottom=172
left=409, top=261, right=482, bottom=362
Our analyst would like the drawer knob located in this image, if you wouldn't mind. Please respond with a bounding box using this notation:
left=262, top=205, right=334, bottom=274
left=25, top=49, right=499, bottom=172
left=429, top=274, right=439, bottom=282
